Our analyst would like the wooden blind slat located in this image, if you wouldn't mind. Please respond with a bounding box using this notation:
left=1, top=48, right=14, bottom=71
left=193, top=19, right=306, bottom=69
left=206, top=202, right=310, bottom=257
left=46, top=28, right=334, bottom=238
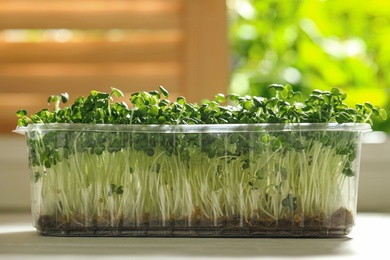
left=0, top=62, right=180, bottom=91
left=0, top=62, right=180, bottom=77
left=0, top=41, right=182, bottom=63
left=0, top=0, right=181, bottom=11
left=0, top=0, right=182, bottom=29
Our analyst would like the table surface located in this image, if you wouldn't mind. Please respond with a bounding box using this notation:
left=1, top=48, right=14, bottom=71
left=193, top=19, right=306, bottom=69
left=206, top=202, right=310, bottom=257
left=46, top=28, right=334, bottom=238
left=0, top=212, right=389, bottom=260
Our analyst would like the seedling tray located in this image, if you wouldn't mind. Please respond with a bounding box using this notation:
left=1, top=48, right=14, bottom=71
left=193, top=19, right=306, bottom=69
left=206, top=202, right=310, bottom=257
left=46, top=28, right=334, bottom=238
left=15, top=123, right=369, bottom=237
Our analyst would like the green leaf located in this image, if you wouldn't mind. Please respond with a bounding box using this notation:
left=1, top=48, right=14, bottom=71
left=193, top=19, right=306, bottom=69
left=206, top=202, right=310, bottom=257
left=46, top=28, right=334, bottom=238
left=281, top=194, right=297, bottom=211
left=47, top=95, right=57, bottom=104
left=116, top=186, right=123, bottom=195
left=149, top=90, right=160, bottom=97
left=276, top=135, right=286, bottom=144
left=312, top=89, right=323, bottom=95
left=293, top=91, right=303, bottom=101
left=215, top=93, right=226, bottom=103
left=379, top=108, right=387, bottom=120
left=97, top=92, right=110, bottom=100
left=111, top=87, right=124, bottom=98
left=17, top=118, right=29, bottom=127
left=148, top=105, right=159, bottom=116
left=268, top=84, right=284, bottom=91
left=61, top=92, right=69, bottom=103
left=159, top=100, right=169, bottom=107
left=159, top=86, right=169, bottom=98
left=255, top=170, right=265, bottom=180
left=95, top=101, right=105, bottom=108
left=157, top=115, right=167, bottom=124
left=227, top=93, right=239, bottom=101
left=364, top=102, right=374, bottom=109
left=331, top=88, right=340, bottom=96
left=145, top=148, right=154, bottom=157
left=90, top=90, right=99, bottom=96
left=177, top=96, right=186, bottom=105
left=16, top=109, right=27, bottom=117
left=34, top=172, right=41, bottom=183
left=262, top=134, right=270, bottom=143
left=108, top=184, right=116, bottom=196
left=253, top=96, right=264, bottom=107
left=336, top=112, right=350, bottom=124
left=242, top=100, right=253, bottom=110
left=343, top=168, right=354, bottom=177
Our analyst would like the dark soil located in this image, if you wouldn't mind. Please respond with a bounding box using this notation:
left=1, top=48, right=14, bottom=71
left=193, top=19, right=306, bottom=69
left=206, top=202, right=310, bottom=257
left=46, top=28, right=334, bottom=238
left=36, top=207, right=354, bottom=237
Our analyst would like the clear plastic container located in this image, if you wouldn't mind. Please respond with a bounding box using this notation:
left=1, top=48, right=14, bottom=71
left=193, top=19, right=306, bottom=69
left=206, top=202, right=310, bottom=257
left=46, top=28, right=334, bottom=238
left=14, top=123, right=371, bottom=237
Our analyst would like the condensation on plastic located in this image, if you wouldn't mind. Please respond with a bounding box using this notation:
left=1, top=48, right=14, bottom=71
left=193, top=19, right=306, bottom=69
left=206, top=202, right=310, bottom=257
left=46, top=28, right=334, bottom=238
left=15, top=123, right=371, bottom=237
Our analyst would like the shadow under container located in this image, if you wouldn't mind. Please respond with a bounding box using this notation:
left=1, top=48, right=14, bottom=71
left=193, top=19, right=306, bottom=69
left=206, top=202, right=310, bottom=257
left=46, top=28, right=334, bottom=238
left=14, top=123, right=370, bottom=237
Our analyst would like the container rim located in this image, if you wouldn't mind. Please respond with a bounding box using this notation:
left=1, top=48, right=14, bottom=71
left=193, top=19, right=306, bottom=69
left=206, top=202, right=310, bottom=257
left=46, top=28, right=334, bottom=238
left=13, top=123, right=372, bottom=135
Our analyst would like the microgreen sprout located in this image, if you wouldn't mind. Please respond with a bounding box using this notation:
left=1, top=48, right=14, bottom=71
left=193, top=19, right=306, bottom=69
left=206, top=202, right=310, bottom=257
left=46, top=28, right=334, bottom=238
left=48, top=92, right=69, bottom=111
left=16, top=84, right=386, bottom=127
left=15, top=84, right=385, bottom=235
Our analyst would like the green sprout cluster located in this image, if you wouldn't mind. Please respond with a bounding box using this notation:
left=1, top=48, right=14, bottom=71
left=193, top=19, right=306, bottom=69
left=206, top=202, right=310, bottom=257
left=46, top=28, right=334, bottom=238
left=17, top=85, right=386, bottom=127
left=15, top=85, right=386, bottom=233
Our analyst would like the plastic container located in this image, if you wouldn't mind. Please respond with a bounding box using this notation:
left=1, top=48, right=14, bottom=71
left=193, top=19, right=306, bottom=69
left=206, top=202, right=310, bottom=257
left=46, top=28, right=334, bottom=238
left=14, top=123, right=370, bottom=237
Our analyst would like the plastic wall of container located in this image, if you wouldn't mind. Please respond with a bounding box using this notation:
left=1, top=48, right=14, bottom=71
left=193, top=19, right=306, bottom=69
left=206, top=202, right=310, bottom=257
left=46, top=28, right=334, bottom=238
left=1, top=132, right=389, bottom=213
left=8, top=123, right=371, bottom=237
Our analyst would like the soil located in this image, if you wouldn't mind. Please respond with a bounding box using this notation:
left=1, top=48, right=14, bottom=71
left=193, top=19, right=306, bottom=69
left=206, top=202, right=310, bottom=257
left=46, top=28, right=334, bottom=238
left=36, top=207, right=354, bottom=237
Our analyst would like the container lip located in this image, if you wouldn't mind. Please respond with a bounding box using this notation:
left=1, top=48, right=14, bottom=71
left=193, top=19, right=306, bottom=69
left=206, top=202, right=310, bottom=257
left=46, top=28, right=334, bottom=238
left=13, top=123, right=372, bottom=135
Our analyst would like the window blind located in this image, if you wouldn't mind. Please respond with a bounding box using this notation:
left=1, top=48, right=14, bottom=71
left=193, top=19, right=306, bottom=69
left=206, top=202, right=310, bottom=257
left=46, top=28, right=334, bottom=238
left=0, top=0, right=228, bottom=133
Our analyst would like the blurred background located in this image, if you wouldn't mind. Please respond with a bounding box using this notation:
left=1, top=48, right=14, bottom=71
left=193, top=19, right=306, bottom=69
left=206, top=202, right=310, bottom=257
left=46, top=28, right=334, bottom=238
left=0, top=0, right=389, bottom=212
left=228, top=0, right=390, bottom=132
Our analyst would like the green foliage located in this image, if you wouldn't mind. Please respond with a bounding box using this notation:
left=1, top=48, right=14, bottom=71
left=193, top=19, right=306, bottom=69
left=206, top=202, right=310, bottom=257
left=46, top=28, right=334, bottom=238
left=16, top=85, right=386, bottom=127
left=228, top=0, right=390, bottom=132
